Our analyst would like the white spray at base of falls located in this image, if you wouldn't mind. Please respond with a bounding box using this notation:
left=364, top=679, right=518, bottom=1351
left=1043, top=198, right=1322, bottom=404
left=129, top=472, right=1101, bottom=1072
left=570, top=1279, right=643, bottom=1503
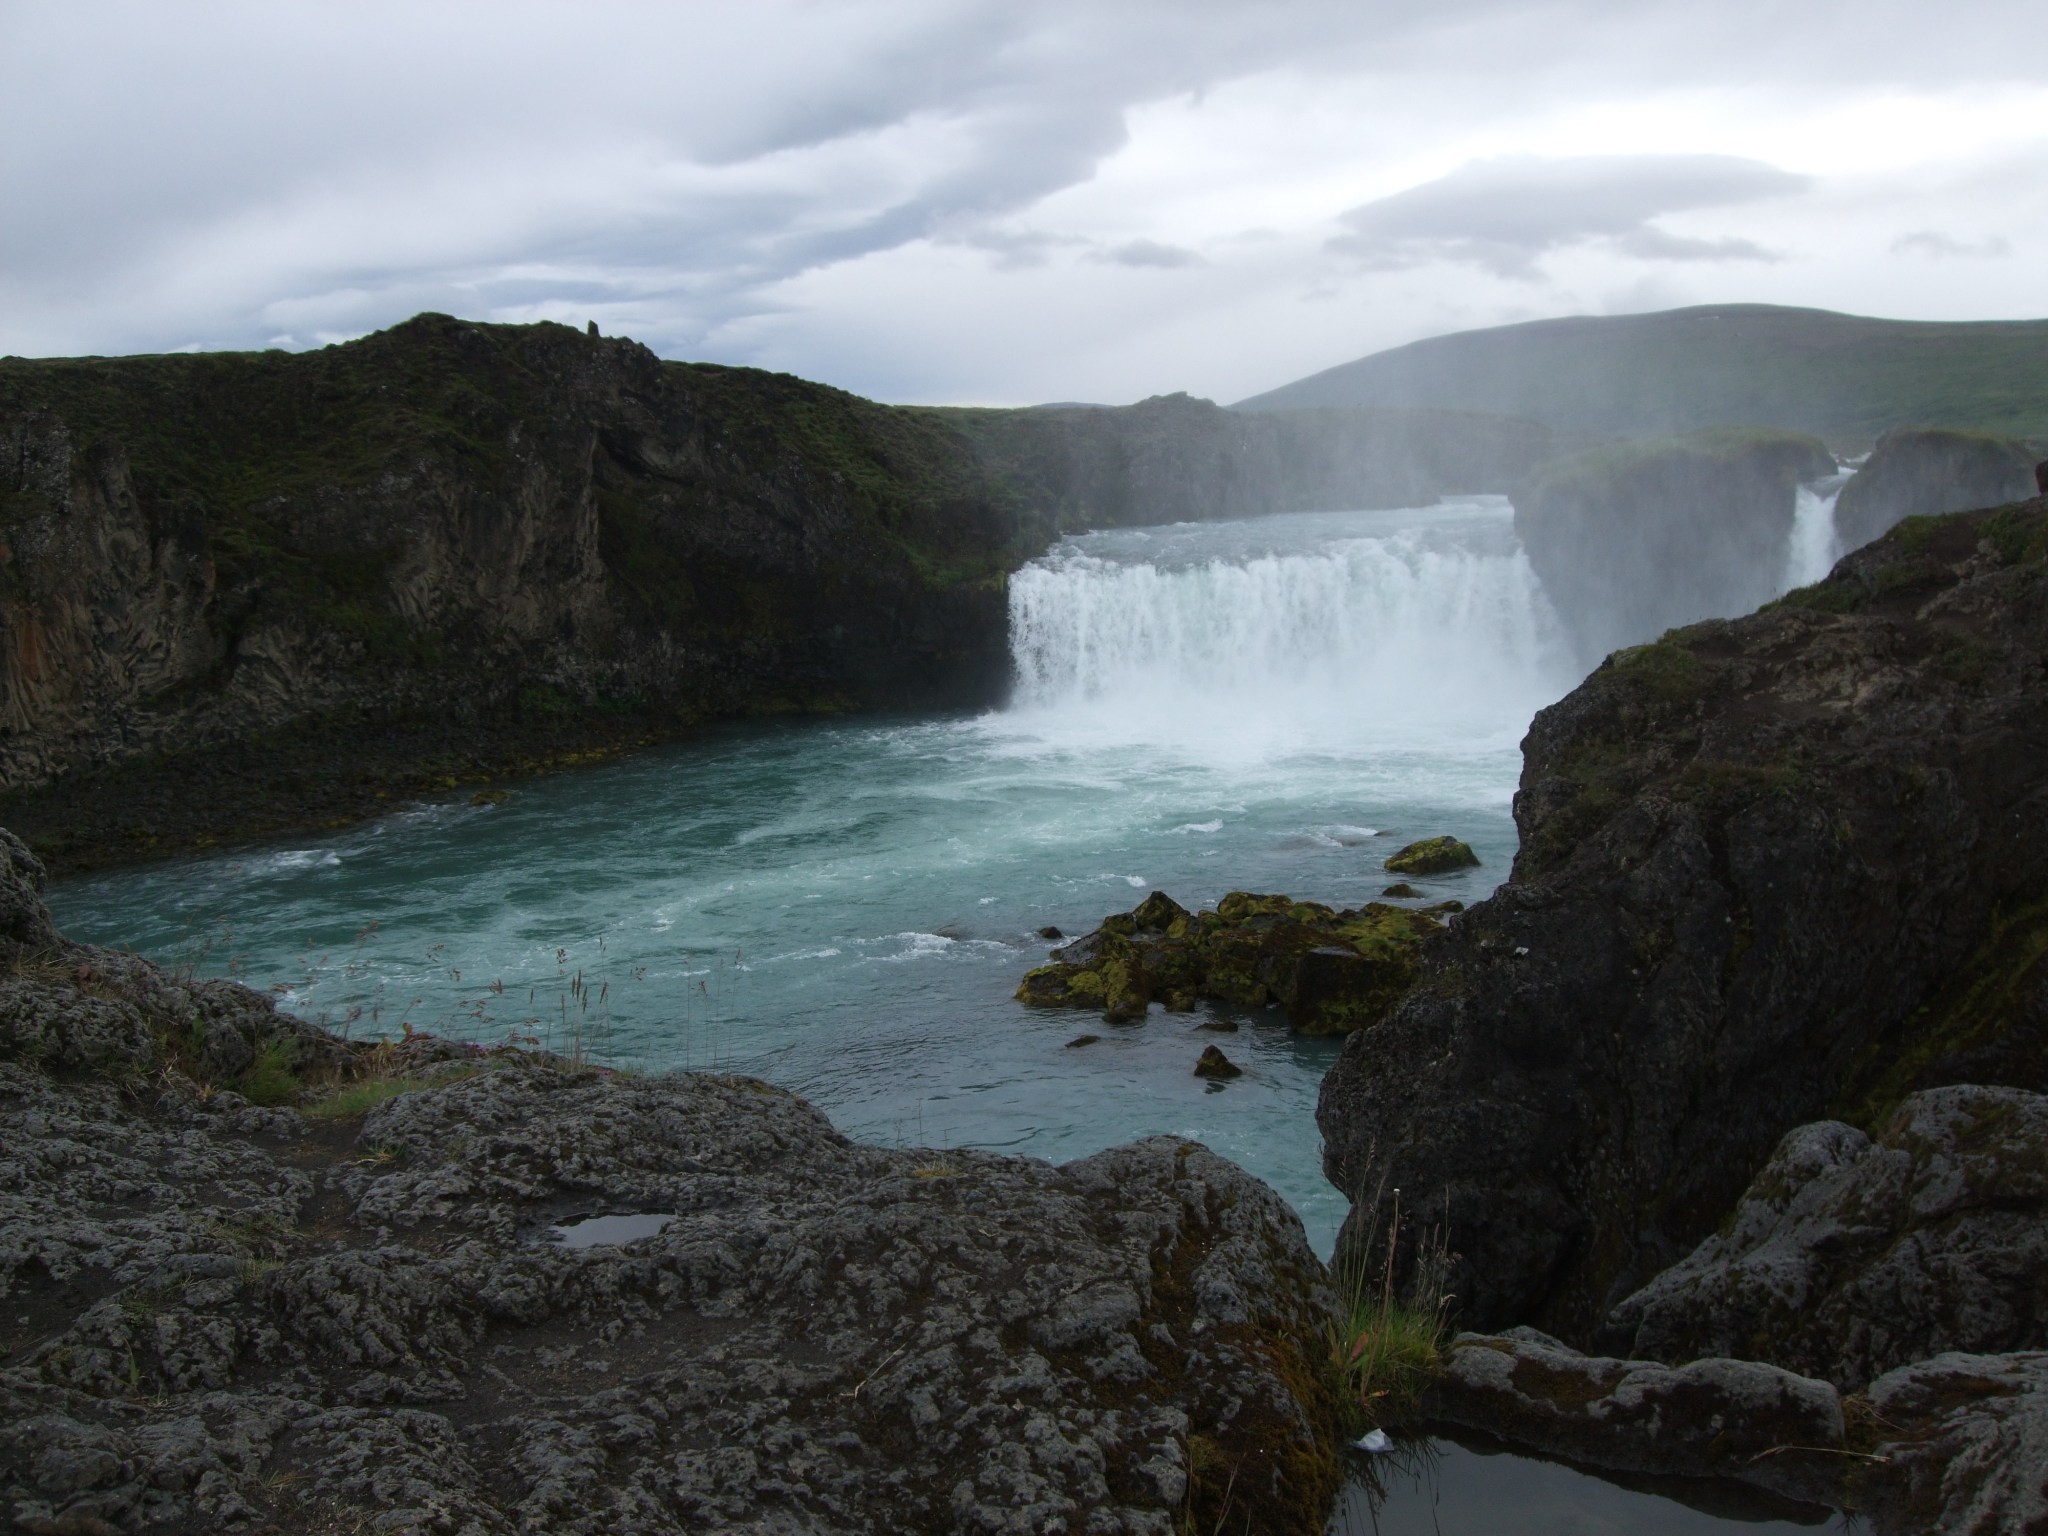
left=1783, top=470, right=1852, bottom=591
left=1001, top=499, right=1573, bottom=764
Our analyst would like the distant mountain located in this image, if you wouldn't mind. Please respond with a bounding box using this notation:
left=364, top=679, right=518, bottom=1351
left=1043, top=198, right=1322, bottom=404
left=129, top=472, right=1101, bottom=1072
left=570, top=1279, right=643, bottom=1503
left=1234, top=304, right=2048, bottom=447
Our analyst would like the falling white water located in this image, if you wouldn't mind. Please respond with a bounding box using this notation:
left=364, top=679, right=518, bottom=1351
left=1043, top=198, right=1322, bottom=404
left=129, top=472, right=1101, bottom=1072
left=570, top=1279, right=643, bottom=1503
left=1004, top=498, right=1571, bottom=762
left=1783, top=470, right=1852, bottom=590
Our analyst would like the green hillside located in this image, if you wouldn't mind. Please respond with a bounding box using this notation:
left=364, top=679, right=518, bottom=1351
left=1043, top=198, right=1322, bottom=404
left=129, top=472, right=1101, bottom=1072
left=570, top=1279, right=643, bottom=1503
left=1234, top=304, right=2048, bottom=448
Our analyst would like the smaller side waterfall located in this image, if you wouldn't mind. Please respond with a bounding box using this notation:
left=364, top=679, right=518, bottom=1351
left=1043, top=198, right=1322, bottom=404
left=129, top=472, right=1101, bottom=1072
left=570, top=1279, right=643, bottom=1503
left=1783, top=469, right=1852, bottom=590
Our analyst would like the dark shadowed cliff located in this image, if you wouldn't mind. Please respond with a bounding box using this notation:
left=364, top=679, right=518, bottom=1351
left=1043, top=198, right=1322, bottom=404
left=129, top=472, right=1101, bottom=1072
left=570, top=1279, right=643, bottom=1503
left=1511, top=427, right=1836, bottom=667
left=0, top=316, right=1044, bottom=861
left=1317, top=495, right=2048, bottom=1344
left=1834, top=424, right=2040, bottom=550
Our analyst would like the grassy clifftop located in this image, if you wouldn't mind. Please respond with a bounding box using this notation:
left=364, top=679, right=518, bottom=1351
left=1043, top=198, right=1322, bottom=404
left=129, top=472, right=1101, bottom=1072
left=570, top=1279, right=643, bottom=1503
left=0, top=314, right=1041, bottom=620
left=1236, top=304, right=2048, bottom=447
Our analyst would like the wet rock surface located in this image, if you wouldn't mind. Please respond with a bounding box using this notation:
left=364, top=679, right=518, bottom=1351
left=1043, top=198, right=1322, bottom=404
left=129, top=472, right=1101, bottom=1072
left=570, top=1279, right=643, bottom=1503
left=1016, top=889, right=1452, bottom=1034
left=1854, top=1350, right=2048, bottom=1535
left=1610, top=1085, right=2048, bottom=1391
left=1, top=832, right=1343, bottom=1535
left=1318, top=497, right=2048, bottom=1344
left=1426, top=1330, right=1845, bottom=1506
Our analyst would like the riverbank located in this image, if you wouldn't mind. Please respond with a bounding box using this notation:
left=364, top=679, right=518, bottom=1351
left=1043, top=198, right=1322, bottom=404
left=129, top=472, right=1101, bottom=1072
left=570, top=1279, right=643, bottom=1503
left=0, top=826, right=1346, bottom=1535
left=0, top=702, right=700, bottom=878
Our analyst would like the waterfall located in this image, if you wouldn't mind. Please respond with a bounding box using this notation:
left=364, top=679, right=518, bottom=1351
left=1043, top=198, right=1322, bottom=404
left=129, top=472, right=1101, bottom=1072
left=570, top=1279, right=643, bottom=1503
left=1001, top=501, right=1571, bottom=760
left=1783, top=470, right=1851, bottom=590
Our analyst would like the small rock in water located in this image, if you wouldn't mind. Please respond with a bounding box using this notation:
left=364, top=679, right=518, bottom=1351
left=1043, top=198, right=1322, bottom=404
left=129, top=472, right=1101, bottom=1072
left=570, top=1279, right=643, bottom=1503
left=1353, top=1428, right=1392, bottom=1454
left=1381, top=882, right=1421, bottom=898
left=1038, top=925, right=1063, bottom=940
left=1198, top=1018, right=1239, bottom=1033
left=1384, top=836, right=1480, bottom=876
left=1065, top=1034, right=1101, bottom=1049
left=1194, top=1045, right=1242, bottom=1079
left=470, top=788, right=509, bottom=807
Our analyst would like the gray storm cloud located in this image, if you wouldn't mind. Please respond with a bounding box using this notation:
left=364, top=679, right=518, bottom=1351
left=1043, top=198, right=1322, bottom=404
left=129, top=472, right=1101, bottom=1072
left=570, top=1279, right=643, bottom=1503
left=2, top=0, right=2045, bottom=399
left=1331, top=155, right=1811, bottom=277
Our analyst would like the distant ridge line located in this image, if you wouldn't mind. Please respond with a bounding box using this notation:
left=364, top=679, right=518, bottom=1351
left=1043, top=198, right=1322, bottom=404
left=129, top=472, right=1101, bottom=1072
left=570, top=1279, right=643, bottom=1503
left=1232, top=303, right=2048, bottom=446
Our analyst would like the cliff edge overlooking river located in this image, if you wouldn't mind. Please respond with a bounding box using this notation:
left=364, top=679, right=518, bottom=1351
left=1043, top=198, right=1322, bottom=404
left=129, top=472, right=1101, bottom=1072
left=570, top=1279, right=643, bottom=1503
left=0, top=826, right=1344, bottom=1535
left=1319, top=493, right=2048, bottom=1529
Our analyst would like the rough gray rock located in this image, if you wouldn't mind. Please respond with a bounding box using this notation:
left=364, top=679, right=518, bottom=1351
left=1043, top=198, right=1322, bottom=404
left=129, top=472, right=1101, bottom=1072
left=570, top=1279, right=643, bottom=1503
left=1610, top=1086, right=2048, bottom=1390
left=1425, top=1330, right=1845, bottom=1506
left=1857, top=1350, right=2048, bottom=1536
left=1, top=847, right=1341, bottom=1535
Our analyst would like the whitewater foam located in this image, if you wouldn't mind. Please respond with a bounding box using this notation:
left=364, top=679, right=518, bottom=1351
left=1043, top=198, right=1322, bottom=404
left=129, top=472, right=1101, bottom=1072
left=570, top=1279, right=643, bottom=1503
left=1001, top=501, right=1570, bottom=765
left=1784, top=471, right=1851, bottom=590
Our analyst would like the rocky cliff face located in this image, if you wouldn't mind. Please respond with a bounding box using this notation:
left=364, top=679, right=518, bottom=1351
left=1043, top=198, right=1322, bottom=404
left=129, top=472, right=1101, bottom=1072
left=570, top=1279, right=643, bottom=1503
left=1834, top=424, right=2040, bottom=551
left=0, top=827, right=1343, bottom=1535
left=1511, top=427, right=1837, bottom=666
left=1316, top=493, right=2048, bottom=1345
left=0, top=317, right=1038, bottom=803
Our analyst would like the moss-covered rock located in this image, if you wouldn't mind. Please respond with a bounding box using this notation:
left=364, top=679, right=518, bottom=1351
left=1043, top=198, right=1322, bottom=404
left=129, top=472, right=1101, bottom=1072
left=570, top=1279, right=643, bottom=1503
left=1383, top=836, right=1480, bottom=876
left=1015, top=889, right=1450, bottom=1034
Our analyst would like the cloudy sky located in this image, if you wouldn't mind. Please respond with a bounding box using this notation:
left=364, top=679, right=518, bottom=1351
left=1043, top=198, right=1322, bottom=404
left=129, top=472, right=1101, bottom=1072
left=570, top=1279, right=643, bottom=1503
left=3, top=0, right=2044, bottom=404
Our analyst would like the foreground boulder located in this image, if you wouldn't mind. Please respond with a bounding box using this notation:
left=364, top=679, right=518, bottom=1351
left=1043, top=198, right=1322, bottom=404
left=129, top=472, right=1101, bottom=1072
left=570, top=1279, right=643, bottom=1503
left=1427, top=1330, right=1844, bottom=1505
left=0, top=834, right=1342, bottom=1535
left=1016, top=889, right=1452, bottom=1033
left=1609, top=1085, right=2048, bottom=1390
left=1856, top=1351, right=2048, bottom=1534
left=1834, top=425, right=2039, bottom=551
left=1429, top=1330, right=2048, bottom=1532
left=1319, top=496, right=2048, bottom=1341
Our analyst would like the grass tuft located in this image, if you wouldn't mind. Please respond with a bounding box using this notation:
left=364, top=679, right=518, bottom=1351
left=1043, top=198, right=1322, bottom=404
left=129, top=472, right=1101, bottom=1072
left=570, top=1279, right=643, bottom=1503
left=1328, top=1185, right=1453, bottom=1432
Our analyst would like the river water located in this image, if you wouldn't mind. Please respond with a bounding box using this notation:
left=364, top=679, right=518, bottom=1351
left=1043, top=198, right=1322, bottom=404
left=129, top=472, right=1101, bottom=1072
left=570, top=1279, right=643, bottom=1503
left=50, top=497, right=1567, bottom=1255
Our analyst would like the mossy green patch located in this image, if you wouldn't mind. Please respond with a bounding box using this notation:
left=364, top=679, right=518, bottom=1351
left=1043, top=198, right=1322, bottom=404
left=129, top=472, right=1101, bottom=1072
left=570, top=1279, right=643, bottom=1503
left=233, top=1038, right=301, bottom=1106
left=1383, top=836, right=1479, bottom=876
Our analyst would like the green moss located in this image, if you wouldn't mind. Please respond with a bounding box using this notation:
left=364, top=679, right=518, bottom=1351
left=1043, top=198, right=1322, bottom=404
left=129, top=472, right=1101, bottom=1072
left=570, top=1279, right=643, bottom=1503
left=1383, top=836, right=1479, bottom=876
left=304, top=1067, right=483, bottom=1119
left=1608, top=635, right=1706, bottom=702
left=234, top=1038, right=300, bottom=1106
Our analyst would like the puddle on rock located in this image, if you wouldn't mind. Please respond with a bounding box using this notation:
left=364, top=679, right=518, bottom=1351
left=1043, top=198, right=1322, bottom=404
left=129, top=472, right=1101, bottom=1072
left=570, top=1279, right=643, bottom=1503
left=1328, top=1433, right=1860, bottom=1535
left=548, top=1212, right=676, bottom=1249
